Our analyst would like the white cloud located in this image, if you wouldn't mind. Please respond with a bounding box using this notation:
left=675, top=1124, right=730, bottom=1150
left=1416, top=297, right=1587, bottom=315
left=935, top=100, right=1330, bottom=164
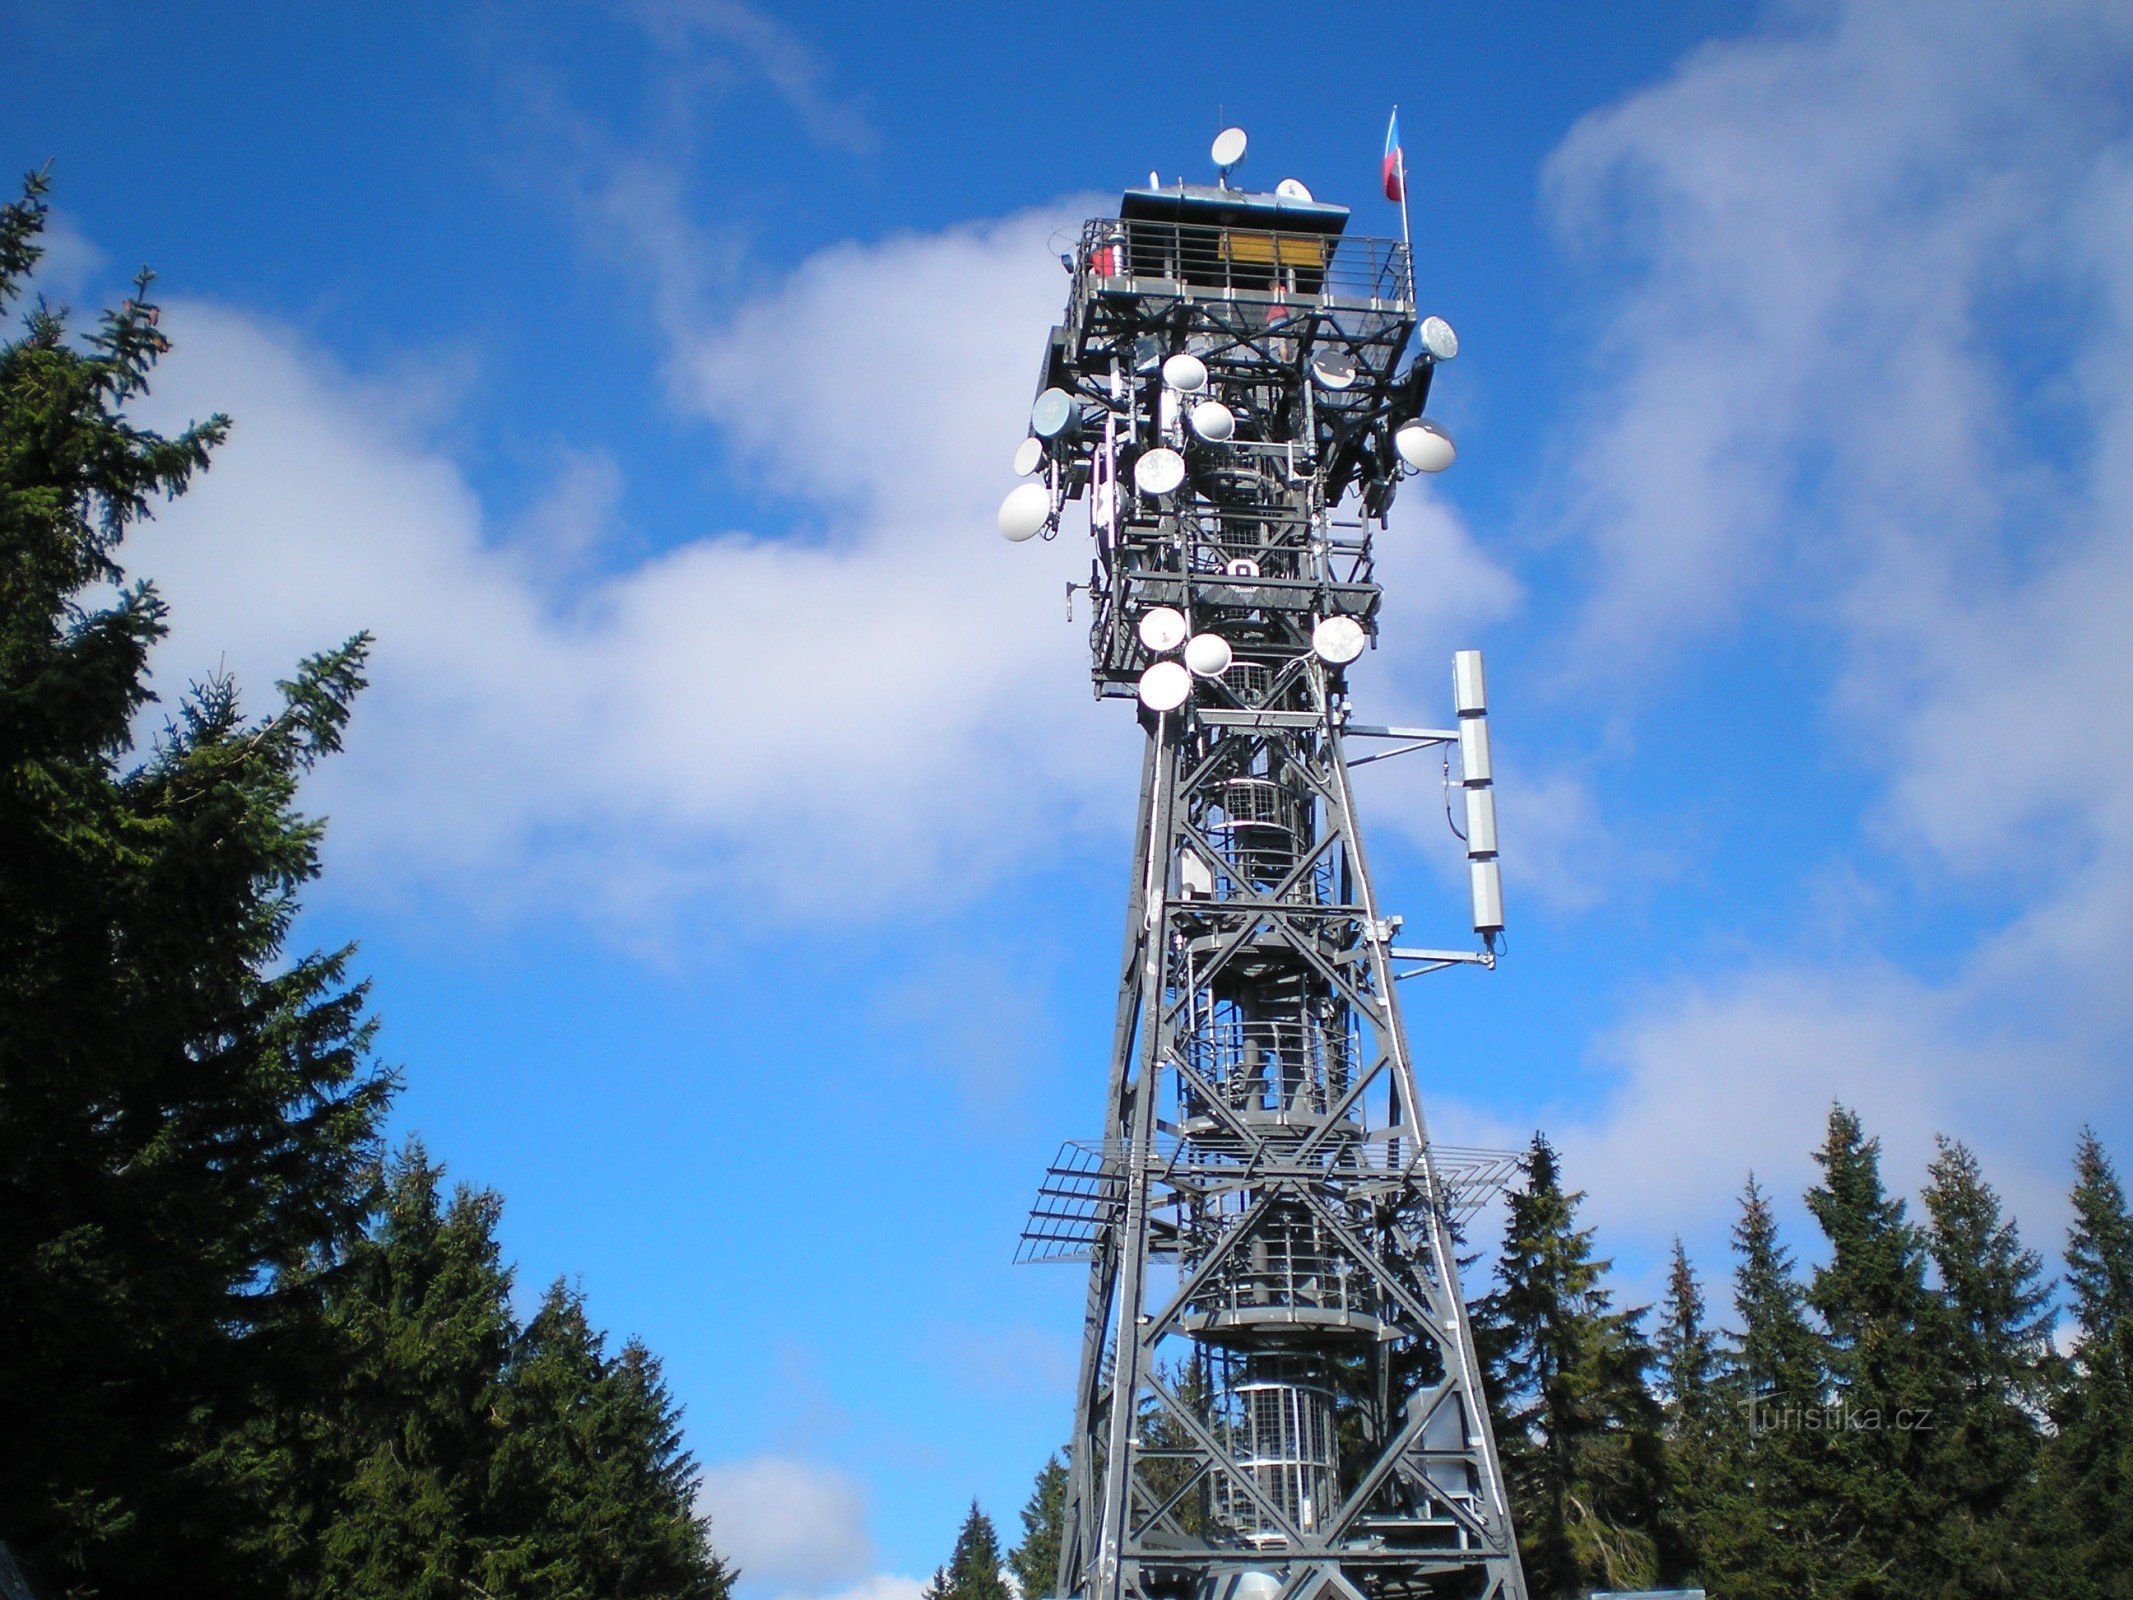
left=696, top=1456, right=874, bottom=1591
left=806, top=1577, right=929, bottom=1600
left=1525, top=0, right=2133, bottom=1244
left=121, top=204, right=1142, bottom=921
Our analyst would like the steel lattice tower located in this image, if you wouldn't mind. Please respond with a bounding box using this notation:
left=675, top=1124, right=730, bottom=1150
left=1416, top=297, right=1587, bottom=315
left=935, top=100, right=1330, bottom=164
left=1003, top=145, right=1525, bottom=1600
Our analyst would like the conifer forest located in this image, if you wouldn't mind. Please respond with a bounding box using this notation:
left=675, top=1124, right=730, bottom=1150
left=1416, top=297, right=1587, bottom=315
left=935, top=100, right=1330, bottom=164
left=5, top=155, right=2131, bottom=1600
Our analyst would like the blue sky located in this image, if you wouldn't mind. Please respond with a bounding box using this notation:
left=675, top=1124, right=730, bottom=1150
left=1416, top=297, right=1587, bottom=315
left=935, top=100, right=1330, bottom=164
left=7, top=0, right=2133, bottom=1590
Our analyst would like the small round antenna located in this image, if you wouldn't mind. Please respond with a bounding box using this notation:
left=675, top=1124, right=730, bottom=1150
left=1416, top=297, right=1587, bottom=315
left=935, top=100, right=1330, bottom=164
left=1275, top=178, right=1313, bottom=202
left=1211, top=127, right=1247, bottom=177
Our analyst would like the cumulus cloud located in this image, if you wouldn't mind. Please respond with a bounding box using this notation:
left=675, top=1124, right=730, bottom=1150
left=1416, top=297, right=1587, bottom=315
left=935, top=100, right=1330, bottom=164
left=121, top=205, right=1144, bottom=921
left=1528, top=0, right=2133, bottom=1242
left=695, top=1456, right=874, bottom=1591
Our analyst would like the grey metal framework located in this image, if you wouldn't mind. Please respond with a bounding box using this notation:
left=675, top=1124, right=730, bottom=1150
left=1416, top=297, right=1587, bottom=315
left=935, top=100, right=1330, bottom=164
left=1010, top=174, right=1527, bottom=1600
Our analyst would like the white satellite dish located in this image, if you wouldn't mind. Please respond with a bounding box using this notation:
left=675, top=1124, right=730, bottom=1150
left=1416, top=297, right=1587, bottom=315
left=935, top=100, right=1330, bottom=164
left=1420, top=316, right=1460, bottom=361
left=1138, top=659, right=1192, bottom=712
left=1030, top=387, right=1078, bottom=439
left=1189, top=399, right=1235, bottom=442
left=998, top=481, right=1051, bottom=542
left=1394, top=418, right=1456, bottom=473
left=1275, top=178, right=1312, bottom=202
left=1134, top=447, right=1187, bottom=498
left=1011, top=436, right=1045, bottom=477
left=1184, top=631, right=1233, bottom=677
left=1312, top=614, right=1367, bottom=665
left=1310, top=351, right=1357, bottom=391
left=1161, top=352, right=1208, bottom=393
left=1211, top=126, right=1248, bottom=172
left=1137, top=606, right=1189, bottom=653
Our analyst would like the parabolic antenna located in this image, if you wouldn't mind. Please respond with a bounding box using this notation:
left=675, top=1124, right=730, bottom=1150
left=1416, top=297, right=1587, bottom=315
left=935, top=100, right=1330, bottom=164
left=1420, top=316, right=1460, bottom=361
left=1275, top=178, right=1313, bottom=202
left=1211, top=126, right=1248, bottom=172
left=1011, top=436, right=1045, bottom=476
left=998, top=481, right=1051, bottom=542
left=1134, top=447, right=1187, bottom=498
left=1394, top=418, right=1457, bottom=474
left=1310, top=350, right=1357, bottom=391
left=1189, top=399, right=1235, bottom=441
left=1137, top=659, right=1192, bottom=712
left=1137, top=606, right=1189, bottom=653
left=1161, top=352, right=1208, bottom=393
left=1183, top=631, right=1233, bottom=677
left=1031, top=387, right=1079, bottom=439
left=1312, top=614, right=1368, bottom=665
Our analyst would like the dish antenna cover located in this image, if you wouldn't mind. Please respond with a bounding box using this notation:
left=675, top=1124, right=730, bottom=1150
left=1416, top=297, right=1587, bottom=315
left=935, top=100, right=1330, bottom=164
left=1134, top=447, right=1187, bottom=498
left=1011, top=436, right=1045, bottom=476
left=1183, top=631, right=1233, bottom=677
left=1189, top=399, right=1236, bottom=441
left=1395, top=418, right=1457, bottom=473
left=998, top=481, right=1051, bottom=542
left=1031, top=387, right=1079, bottom=439
left=1161, top=352, right=1209, bottom=393
left=1312, top=614, right=1367, bottom=665
left=1420, top=316, right=1460, bottom=361
left=1275, top=178, right=1313, bottom=201
left=1138, top=659, right=1192, bottom=711
left=1137, top=606, right=1189, bottom=653
left=1310, top=351, right=1357, bottom=391
left=1211, top=126, right=1248, bottom=172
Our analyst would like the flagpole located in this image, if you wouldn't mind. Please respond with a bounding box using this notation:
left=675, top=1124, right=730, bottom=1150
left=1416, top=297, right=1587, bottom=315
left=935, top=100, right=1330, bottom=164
left=1393, top=104, right=1417, bottom=317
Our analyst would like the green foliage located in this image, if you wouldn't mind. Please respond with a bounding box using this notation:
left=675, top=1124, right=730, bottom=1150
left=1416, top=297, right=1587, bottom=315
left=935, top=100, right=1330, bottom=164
left=1652, top=1239, right=1721, bottom=1582
left=1474, top=1135, right=1663, bottom=1598
left=1690, top=1175, right=1845, bottom=1599
left=1007, top=1453, right=1066, bottom=1600
left=2012, top=1130, right=2133, bottom=1598
left=0, top=171, right=728, bottom=1600
left=0, top=164, right=388, bottom=1599
left=933, top=1501, right=1009, bottom=1600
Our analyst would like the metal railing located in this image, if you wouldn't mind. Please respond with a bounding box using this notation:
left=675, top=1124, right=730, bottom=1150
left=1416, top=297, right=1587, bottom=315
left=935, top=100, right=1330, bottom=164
left=1078, top=218, right=1411, bottom=308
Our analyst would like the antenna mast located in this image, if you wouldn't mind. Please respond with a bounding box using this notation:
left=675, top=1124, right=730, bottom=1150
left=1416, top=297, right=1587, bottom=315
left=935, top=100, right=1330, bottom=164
left=1002, top=129, right=1523, bottom=1600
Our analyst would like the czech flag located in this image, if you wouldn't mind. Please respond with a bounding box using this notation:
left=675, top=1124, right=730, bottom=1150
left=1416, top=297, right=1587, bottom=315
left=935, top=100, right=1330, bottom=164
left=1383, top=110, right=1405, bottom=202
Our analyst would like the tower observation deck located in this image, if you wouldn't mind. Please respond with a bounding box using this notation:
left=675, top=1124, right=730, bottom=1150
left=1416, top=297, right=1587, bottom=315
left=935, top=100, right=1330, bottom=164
left=1002, top=138, right=1524, bottom=1600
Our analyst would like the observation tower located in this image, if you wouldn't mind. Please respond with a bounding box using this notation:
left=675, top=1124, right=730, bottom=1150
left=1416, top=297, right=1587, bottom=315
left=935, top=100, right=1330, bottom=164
left=1001, top=131, right=1526, bottom=1600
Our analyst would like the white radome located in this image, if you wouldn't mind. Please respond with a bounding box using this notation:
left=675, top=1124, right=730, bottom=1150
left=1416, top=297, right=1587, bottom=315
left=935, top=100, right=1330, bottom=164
left=1211, top=126, right=1248, bottom=170
left=997, top=481, right=1051, bottom=542
left=1011, top=436, right=1044, bottom=476
left=1394, top=418, right=1457, bottom=473
left=1184, top=632, right=1233, bottom=677
left=1310, top=351, right=1357, bottom=391
left=1137, top=606, right=1189, bottom=653
left=1138, top=659, right=1192, bottom=712
left=1161, top=352, right=1209, bottom=393
left=1312, top=614, right=1367, bottom=665
left=1189, top=399, right=1235, bottom=442
left=1134, top=447, right=1187, bottom=497
left=1420, top=316, right=1460, bottom=361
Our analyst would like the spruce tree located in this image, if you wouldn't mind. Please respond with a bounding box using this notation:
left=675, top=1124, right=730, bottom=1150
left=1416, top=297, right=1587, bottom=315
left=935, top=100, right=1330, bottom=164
left=1916, top=1136, right=2052, bottom=1595
left=314, top=1144, right=516, bottom=1600
left=482, top=1281, right=732, bottom=1599
left=1651, top=1239, right=1720, bottom=1584
left=1803, top=1106, right=1940, bottom=1599
left=942, top=1501, right=1009, bottom=1600
left=1473, top=1135, right=1663, bottom=1598
left=1007, top=1453, right=1066, bottom=1600
left=1693, top=1175, right=1837, bottom=1600
left=2016, top=1129, right=2133, bottom=1597
left=0, top=169, right=390, bottom=1599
